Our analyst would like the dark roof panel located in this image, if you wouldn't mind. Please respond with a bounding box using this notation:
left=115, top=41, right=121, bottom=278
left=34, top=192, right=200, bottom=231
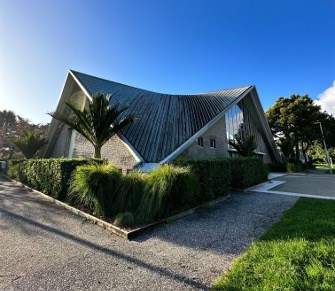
left=71, top=70, right=252, bottom=162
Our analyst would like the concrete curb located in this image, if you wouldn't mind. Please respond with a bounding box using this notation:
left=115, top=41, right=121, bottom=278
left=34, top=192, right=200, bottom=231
left=231, top=173, right=288, bottom=193
left=2, top=174, right=231, bottom=240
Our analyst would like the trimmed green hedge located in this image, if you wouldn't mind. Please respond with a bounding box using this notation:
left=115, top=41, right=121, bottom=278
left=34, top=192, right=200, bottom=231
left=7, top=157, right=269, bottom=228
left=175, top=157, right=268, bottom=192
left=174, top=158, right=231, bottom=201
left=7, top=158, right=102, bottom=200
left=229, top=158, right=269, bottom=189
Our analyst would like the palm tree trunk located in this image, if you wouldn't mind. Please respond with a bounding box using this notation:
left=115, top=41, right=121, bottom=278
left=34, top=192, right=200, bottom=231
left=94, top=146, right=102, bottom=159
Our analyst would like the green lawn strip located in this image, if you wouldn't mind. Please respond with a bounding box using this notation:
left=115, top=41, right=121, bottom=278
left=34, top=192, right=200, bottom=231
left=212, top=198, right=335, bottom=290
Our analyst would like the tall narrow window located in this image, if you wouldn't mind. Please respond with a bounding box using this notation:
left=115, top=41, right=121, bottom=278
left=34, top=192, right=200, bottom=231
left=65, top=128, right=74, bottom=157
left=210, top=139, right=216, bottom=148
left=197, top=137, right=204, bottom=147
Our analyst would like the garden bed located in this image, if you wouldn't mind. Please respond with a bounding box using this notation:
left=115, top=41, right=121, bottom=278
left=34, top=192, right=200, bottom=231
left=4, top=174, right=230, bottom=240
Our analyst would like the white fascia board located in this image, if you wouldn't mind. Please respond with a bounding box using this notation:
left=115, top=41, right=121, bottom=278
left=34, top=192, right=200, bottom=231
left=117, top=132, right=144, bottom=163
left=249, top=90, right=281, bottom=161
left=69, top=70, right=92, bottom=100
left=160, top=86, right=254, bottom=164
left=43, top=73, right=76, bottom=156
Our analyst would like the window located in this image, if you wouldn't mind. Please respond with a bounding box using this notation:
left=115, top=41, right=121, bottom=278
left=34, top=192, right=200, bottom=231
left=210, top=139, right=216, bottom=148
left=197, top=137, right=204, bottom=147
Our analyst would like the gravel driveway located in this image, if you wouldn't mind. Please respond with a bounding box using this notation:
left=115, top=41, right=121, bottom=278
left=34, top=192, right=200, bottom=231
left=0, top=176, right=297, bottom=290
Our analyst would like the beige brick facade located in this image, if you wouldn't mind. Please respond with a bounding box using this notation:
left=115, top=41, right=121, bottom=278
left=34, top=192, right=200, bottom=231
left=179, top=115, right=229, bottom=159
left=71, top=132, right=138, bottom=172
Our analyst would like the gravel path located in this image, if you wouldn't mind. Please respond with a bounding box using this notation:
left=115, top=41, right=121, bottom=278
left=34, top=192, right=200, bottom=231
left=0, top=176, right=297, bottom=290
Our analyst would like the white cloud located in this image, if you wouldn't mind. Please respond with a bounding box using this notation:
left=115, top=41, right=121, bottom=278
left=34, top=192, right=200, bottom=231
left=315, top=81, right=335, bottom=116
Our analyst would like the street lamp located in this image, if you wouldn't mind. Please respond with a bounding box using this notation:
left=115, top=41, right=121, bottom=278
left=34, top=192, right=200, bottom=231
left=315, top=121, right=333, bottom=174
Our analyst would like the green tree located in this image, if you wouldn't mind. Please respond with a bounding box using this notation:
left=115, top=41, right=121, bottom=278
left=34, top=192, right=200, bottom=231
left=0, top=110, right=49, bottom=159
left=277, top=137, right=294, bottom=162
left=49, top=92, right=136, bottom=159
left=266, top=95, right=323, bottom=163
left=228, top=134, right=257, bottom=157
left=14, top=130, right=47, bottom=158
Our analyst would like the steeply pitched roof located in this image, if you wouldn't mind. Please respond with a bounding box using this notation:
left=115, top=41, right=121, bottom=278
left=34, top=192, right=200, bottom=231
left=70, top=70, right=253, bottom=162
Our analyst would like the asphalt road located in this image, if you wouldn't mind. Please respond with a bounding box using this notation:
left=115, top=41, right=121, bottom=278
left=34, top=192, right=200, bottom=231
left=271, top=171, right=335, bottom=198
left=0, top=176, right=297, bottom=290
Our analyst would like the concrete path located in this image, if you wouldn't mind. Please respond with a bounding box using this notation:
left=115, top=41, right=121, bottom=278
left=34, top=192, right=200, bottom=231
left=0, top=176, right=297, bottom=290
left=252, top=170, right=335, bottom=200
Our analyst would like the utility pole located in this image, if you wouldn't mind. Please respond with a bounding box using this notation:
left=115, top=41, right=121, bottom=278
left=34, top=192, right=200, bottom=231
left=315, top=121, right=333, bottom=174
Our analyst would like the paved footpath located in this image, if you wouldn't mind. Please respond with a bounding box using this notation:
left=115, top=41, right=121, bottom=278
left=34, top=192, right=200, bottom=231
left=0, top=176, right=297, bottom=291
left=253, top=169, right=335, bottom=199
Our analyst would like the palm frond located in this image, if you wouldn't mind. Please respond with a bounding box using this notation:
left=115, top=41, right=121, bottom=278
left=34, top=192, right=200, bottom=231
left=48, top=92, right=136, bottom=158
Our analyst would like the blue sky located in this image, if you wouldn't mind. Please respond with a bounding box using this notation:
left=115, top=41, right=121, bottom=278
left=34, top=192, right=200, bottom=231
left=1, top=0, right=335, bottom=124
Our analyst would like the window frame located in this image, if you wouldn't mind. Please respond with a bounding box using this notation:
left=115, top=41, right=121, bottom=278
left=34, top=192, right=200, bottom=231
left=209, top=138, right=216, bottom=149
left=197, top=137, right=204, bottom=147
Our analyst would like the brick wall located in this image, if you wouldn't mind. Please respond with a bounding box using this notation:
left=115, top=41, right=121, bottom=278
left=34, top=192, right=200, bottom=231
left=179, top=115, right=229, bottom=159
left=72, top=133, right=138, bottom=172
left=179, top=114, right=274, bottom=163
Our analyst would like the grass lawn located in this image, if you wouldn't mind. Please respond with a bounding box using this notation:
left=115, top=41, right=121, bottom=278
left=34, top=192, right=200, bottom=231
left=212, top=198, right=335, bottom=290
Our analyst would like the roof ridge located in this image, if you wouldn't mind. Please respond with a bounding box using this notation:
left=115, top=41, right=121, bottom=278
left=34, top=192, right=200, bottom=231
left=69, top=69, right=252, bottom=96
left=69, top=69, right=153, bottom=94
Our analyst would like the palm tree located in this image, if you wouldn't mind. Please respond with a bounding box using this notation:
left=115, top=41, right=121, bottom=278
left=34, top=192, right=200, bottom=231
left=49, top=92, right=136, bottom=159
left=228, top=133, right=257, bottom=157
left=14, top=130, right=47, bottom=158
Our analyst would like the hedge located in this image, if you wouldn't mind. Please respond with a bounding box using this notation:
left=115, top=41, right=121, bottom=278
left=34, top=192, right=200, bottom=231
left=229, top=157, right=269, bottom=189
left=175, top=157, right=268, bottom=192
left=7, top=158, right=102, bottom=200
left=7, top=157, right=269, bottom=228
left=174, top=158, right=232, bottom=201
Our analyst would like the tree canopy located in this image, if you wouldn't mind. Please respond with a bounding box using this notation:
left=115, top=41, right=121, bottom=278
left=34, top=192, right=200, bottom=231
left=14, top=130, right=47, bottom=158
left=266, top=94, right=334, bottom=162
left=0, top=110, right=49, bottom=159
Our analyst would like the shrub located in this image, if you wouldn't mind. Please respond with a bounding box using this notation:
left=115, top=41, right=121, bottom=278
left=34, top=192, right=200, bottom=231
left=7, top=158, right=101, bottom=200
left=69, top=164, right=122, bottom=217
left=267, top=162, right=287, bottom=172
left=136, top=164, right=196, bottom=223
left=174, top=158, right=231, bottom=201
left=113, top=212, right=135, bottom=227
left=175, top=157, right=268, bottom=191
left=7, top=160, right=26, bottom=182
left=115, top=171, right=145, bottom=214
left=287, top=162, right=304, bottom=173
left=229, top=157, right=268, bottom=189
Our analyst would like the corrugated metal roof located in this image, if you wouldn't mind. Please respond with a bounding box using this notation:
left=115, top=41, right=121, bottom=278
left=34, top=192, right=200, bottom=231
left=70, top=70, right=252, bottom=162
